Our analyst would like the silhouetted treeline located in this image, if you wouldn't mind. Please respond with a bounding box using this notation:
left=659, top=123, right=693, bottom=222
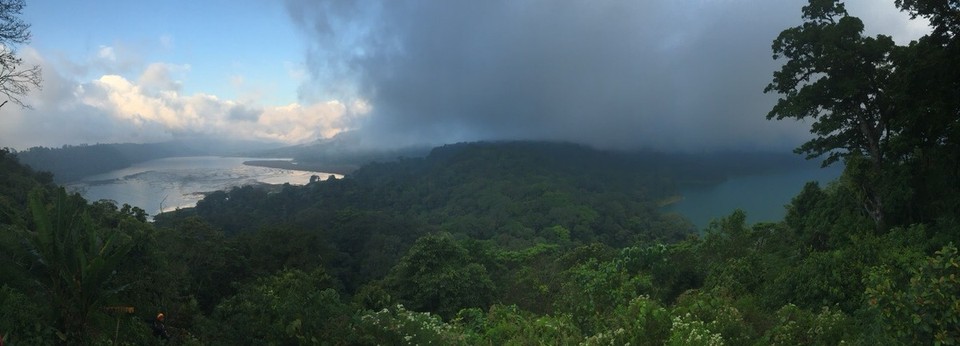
left=14, top=142, right=202, bottom=182
left=14, top=139, right=283, bottom=183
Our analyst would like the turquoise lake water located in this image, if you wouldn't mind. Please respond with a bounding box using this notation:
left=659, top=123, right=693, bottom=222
left=668, top=165, right=844, bottom=230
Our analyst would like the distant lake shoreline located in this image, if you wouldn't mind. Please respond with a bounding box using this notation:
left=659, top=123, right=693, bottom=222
left=66, top=154, right=842, bottom=228
left=242, top=159, right=358, bottom=175
left=67, top=156, right=341, bottom=217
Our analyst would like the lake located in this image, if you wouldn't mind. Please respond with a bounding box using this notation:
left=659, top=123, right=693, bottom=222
left=668, top=165, right=844, bottom=231
left=66, top=156, right=340, bottom=217
left=67, top=155, right=842, bottom=227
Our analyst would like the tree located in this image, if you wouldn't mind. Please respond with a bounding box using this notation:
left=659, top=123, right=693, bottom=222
left=888, top=0, right=960, bottom=223
left=765, top=0, right=897, bottom=229
left=865, top=243, right=960, bottom=344
left=385, top=233, right=495, bottom=320
left=895, top=0, right=960, bottom=39
left=20, top=188, right=133, bottom=342
left=0, top=0, right=41, bottom=110
left=156, top=217, right=249, bottom=314
left=204, top=268, right=349, bottom=344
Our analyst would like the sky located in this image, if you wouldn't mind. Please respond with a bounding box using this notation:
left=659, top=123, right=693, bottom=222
left=0, top=0, right=931, bottom=151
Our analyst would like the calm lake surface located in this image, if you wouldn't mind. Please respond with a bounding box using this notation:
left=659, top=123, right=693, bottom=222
left=66, top=156, right=340, bottom=217
left=67, top=155, right=841, bottom=227
left=669, top=165, right=844, bottom=231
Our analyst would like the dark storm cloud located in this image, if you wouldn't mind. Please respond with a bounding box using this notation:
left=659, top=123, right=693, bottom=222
left=285, top=0, right=923, bottom=150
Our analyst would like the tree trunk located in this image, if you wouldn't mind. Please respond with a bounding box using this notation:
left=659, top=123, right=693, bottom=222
left=856, top=112, right=887, bottom=232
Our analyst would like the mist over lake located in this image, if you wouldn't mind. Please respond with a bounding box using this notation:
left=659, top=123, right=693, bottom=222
left=66, top=156, right=340, bottom=216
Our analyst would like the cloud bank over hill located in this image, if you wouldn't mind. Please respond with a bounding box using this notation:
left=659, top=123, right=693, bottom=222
left=2, top=1, right=927, bottom=152
left=285, top=0, right=928, bottom=151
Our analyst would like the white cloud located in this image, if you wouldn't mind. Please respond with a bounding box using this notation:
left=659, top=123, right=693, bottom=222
left=252, top=101, right=355, bottom=141
left=79, top=72, right=363, bottom=143
left=138, top=62, right=189, bottom=95
left=0, top=48, right=175, bottom=148
left=0, top=48, right=364, bottom=149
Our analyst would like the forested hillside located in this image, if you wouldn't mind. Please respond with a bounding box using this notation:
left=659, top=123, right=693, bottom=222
left=158, top=142, right=698, bottom=293
left=3, top=132, right=959, bottom=344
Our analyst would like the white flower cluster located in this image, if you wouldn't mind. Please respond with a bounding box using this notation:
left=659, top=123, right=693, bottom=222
left=357, top=304, right=463, bottom=345
left=668, top=313, right=725, bottom=346
left=580, top=327, right=627, bottom=346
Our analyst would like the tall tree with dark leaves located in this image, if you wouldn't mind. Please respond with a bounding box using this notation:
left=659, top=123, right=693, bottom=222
left=890, top=0, right=960, bottom=223
left=765, top=0, right=897, bottom=230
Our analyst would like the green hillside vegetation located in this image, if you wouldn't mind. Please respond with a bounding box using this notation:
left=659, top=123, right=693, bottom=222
left=2, top=135, right=959, bottom=345
left=1, top=0, right=959, bottom=344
